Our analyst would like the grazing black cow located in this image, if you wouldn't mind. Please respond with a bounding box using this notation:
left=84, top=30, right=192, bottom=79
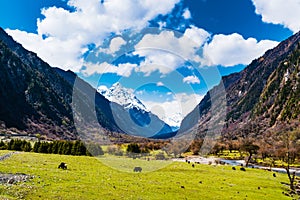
left=232, top=167, right=236, bottom=170
left=181, top=186, right=185, bottom=189
left=133, top=167, right=142, bottom=172
left=192, top=164, right=195, bottom=168
left=240, top=167, right=246, bottom=171
left=187, top=161, right=190, bottom=164
left=58, top=162, right=67, bottom=170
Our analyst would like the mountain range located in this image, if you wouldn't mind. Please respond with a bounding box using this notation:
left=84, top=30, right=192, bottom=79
left=98, top=83, right=148, bottom=112
left=98, top=83, right=181, bottom=130
left=0, top=27, right=125, bottom=139
left=0, top=26, right=299, bottom=141
left=180, top=30, right=300, bottom=140
left=0, top=27, right=173, bottom=139
left=97, top=82, right=174, bottom=138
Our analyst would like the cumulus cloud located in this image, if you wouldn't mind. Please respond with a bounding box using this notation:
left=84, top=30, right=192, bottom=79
left=203, top=33, right=279, bottom=66
left=6, top=0, right=179, bottom=71
left=133, top=27, right=210, bottom=75
left=98, top=37, right=126, bottom=55
left=183, top=25, right=211, bottom=46
left=183, top=75, right=200, bottom=84
left=6, top=29, right=84, bottom=71
left=134, top=49, right=185, bottom=75
left=252, top=0, right=300, bottom=33
left=157, top=82, right=164, bottom=86
left=182, top=8, right=191, bottom=19
left=82, top=62, right=137, bottom=77
left=141, top=93, right=204, bottom=126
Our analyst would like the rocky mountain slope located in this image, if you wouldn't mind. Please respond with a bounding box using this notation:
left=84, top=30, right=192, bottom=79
left=180, top=31, right=300, bottom=140
left=0, top=27, right=121, bottom=139
left=97, top=82, right=174, bottom=138
left=98, top=83, right=182, bottom=129
left=98, top=83, right=148, bottom=111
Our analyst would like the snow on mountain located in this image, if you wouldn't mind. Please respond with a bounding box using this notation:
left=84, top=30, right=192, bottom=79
left=97, top=82, right=148, bottom=112
left=160, top=112, right=183, bottom=128
left=98, top=83, right=182, bottom=129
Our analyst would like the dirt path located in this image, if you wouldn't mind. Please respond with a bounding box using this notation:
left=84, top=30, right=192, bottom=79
left=0, top=152, right=19, bottom=161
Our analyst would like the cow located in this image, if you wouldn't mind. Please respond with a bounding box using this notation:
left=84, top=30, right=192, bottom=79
left=240, top=167, right=246, bottom=171
left=58, top=162, right=67, bottom=170
left=133, top=167, right=142, bottom=172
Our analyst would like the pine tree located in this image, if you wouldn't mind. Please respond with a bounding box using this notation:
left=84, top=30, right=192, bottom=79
left=52, top=141, right=58, bottom=154
left=71, top=141, right=80, bottom=155
left=33, top=141, right=41, bottom=153
left=0, top=140, right=6, bottom=150
left=7, top=139, right=14, bottom=150
left=23, top=142, right=32, bottom=152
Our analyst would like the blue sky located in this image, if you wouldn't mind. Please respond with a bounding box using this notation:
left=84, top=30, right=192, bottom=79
left=0, top=0, right=299, bottom=121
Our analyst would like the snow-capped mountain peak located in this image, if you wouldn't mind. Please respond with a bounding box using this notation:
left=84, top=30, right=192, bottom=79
left=97, top=82, right=148, bottom=111
left=160, top=112, right=183, bottom=128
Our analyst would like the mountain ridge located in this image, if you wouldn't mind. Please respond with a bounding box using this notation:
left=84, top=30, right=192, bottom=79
left=180, top=30, right=300, bottom=140
left=97, top=82, right=175, bottom=138
left=0, top=27, right=123, bottom=139
left=98, top=82, right=148, bottom=111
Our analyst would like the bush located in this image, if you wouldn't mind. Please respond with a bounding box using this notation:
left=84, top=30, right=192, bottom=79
left=155, top=152, right=166, bottom=160
left=126, top=143, right=141, bottom=154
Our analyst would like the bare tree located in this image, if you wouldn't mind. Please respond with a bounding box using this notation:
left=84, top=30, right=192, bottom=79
left=281, top=130, right=299, bottom=191
left=273, top=125, right=300, bottom=191
left=241, top=140, right=259, bottom=167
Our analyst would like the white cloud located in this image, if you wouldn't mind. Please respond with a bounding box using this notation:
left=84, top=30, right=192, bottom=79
left=98, top=85, right=108, bottom=91
left=98, top=37, right=126, bottom=55
left=252, top=0, right=300, bottom=33
left=6, top=0, right=180, bottom=71
left=141, top=93, right=204, bottom=126
left=182, top=8, right=191, bottom=19
left=158, top=21, right=167, bottom=30
left=183, top=25, right=211, bottom=46
left=183, top=75, right=200, bottom=84
left=134, top=28, right=210, bottom=75
left=82, top=62, right=137, bottom=77
left=6, top=29, right=84, bottom=71
left=203, top=33, right=279, bottom=66
left=157, top=82, right=164, bottom=86
left=134, top=49, right=185, bottom=75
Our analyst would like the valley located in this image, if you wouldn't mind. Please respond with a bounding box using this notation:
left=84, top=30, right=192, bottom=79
left=0, top=2, right=299, bottom=199
left=0, top=151, right=294, bottom=200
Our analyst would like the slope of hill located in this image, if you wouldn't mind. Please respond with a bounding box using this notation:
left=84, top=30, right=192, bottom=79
left=0, top=28, right=121, bottom=139
left=180, top=31, right=300, bottom=140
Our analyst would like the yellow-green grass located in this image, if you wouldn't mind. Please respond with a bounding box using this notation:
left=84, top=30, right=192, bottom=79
left=0, top=150, right=11, bottom=156
left=0, top=151, right=294, bottom=200
left=212, top=150, right=246, bottom=159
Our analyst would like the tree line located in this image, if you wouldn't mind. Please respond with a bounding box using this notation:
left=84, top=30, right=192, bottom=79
left=0, top=139, right=104, bottom=156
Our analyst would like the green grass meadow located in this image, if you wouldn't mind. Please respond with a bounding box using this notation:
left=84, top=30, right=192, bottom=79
left=0, top=151, right=294, bottom=199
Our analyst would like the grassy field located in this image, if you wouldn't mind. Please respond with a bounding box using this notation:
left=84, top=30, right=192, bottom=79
left=0, top=151, right=295, bottom=200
